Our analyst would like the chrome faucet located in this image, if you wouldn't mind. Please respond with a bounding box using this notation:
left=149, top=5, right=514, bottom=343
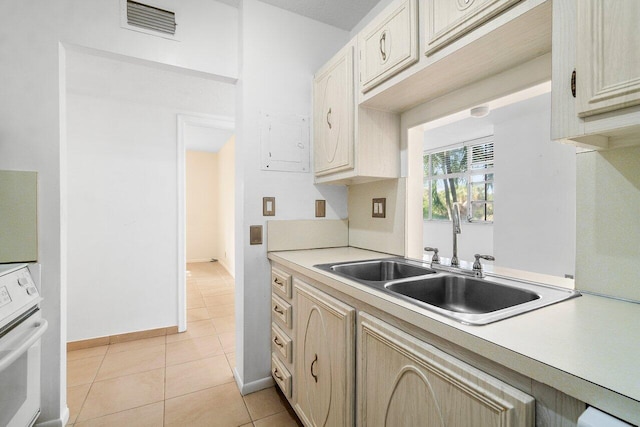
left=451, top=202, right=461, bottom=267
left=473, top=254, right=495, bottom=277
left=424, top=247, right=440, bottom=264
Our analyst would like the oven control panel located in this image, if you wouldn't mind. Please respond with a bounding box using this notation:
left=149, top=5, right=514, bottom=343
left=0, top=264, right=40, bottom=328
left=0, top=286, right=11, bottom=308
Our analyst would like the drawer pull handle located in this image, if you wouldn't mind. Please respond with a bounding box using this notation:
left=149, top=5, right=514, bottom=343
left=274, top=277, right=283, bottom=286
left=273, top=368, right=283, bottom=381
left=310, top=353, right=318, bottom=383
left=274, top=336, right=284, bottom=347
left=274, top=305, right=284, bottom=315
left=379, top=31, right=387, bottom=61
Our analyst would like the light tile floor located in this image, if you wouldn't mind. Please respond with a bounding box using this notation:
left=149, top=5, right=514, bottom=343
left=67, top=262, right=301, bottom=427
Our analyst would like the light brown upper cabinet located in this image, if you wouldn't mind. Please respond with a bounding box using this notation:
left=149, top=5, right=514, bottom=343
left=359, top=0, right=419, bottom=92
left=313, top=39, right=400, bottom=185
left=576, top=0, right=640, bottom=118
left=552, top=0, right=640, bottom=149
left=313, top=42, right=355, bottom=177
left=425, top=0, right=521, bottom=56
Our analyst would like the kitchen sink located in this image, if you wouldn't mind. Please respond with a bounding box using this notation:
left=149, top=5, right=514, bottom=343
left=314, top=258, right=580, bottom=325
left=385, top=275, right=539, bottom=314
left=327, top=259, right=436, bottom=282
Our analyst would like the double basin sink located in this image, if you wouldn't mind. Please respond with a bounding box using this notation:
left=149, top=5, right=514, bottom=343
left=314, top=258, right=580, bottom=325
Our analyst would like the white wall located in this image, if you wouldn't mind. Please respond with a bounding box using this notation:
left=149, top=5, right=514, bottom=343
left=421, top=92, right=576, bottom=277
left=235, top=0, right=349, bottom=392
left=0, top=1, right=237, bottom=421
left=66, top=50, right=235, bottom=342
left=217, top=136, right=236, bottom=276
left=0, top=4, right=67, bottom=423
left=493, top=93, right=576, bottom=277
left=186, top=151, right=220, bottom=262
left=576, top=145, right=640, bottom=301
left=62, top=0, right=238, bottom=78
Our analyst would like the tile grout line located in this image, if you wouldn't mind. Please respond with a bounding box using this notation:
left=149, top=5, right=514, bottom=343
left=72, top=346, right=108, bottom=424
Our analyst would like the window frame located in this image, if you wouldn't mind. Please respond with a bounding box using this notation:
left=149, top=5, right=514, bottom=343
left=423, top=135, right=494, bottom=223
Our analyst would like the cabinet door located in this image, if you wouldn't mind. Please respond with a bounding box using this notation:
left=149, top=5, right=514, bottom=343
left=313, top=44, right=354, bottom=177
left=294, top=281, right=355, bottom=427
left=358, top=312, right=534, bottom=426
left=576, top=0, right=640, bottom=117
left=425, top=0, right=521, bottom=55
left=360, top=0, right=418, bottom=92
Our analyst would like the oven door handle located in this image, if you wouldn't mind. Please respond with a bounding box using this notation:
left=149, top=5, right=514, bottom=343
left=0, top=319, right=48, bottom=373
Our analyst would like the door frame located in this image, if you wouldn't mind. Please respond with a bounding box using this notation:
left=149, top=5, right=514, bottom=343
left=176, top=113, right=235, bottom=331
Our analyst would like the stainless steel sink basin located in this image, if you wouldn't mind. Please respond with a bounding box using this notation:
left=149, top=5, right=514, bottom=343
left=385, top=275, right=539, bottom=314
left=314, top=258, right=580, bottom=325
left=327, top=259, right=436, bottom=282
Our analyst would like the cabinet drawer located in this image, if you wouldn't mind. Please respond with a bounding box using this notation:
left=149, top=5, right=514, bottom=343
left=271, top=323, right=293, bottom=363
left=271, top=294, right=292, bottom=329
left=360, top=0, right=418, bottom=92
left=271, top=353, right=292, bottom=398
left=271, top=267, right=292, bottom=299
left=425, top=0, right=521, bottom=55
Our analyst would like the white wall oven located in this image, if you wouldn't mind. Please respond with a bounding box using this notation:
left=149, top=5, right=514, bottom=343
left=0, top=264, right=47, bottom=427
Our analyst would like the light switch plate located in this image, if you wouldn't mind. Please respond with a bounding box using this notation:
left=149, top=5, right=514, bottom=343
left=372, top=198, right=386, bottom=218
left=250, top=225, right=263, bottom=245
left=263, top=197, right=275, bottom=216
left=315, top=200, right=326, bottom=217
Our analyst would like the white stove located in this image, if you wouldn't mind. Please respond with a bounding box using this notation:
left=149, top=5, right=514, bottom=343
left=0, top=263, right=48, bottom=427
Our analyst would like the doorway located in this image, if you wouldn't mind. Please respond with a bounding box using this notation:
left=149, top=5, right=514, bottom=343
left=177, top=114, right=235, bottom=331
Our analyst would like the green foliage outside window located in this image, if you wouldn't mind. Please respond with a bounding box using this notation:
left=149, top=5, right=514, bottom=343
left=423, top=139, right=494, bottom=222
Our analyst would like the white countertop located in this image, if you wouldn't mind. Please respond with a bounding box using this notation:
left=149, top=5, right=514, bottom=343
left=268, top=247, right=640, bottom=425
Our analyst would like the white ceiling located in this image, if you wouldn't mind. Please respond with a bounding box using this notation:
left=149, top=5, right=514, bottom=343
left=220, top=0, right=382, bottom=31
left=259, top=0, right=381, bottom=30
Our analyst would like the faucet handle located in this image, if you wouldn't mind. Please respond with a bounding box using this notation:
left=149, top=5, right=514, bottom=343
left=473, top=254, right=495, bottom=276
left=424, top=247, right=440, bottom=264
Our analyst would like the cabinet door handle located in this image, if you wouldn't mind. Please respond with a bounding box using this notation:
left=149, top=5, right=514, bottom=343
left=273, top=368, right=283, bottom=381
left=273, top=305, right=284, bottom=315
left=571, top=69, right=577, bottom=98
left=310, top=353, right=318, bottom=383
left=273, top=336, right=284, bottom=347
left=273, top=277, right=283, bottom=286
left=326, top=108, right=332, bottom=129
left=379, top=32, right=387, bottom=61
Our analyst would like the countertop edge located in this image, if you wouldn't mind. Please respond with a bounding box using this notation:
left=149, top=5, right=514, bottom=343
left=268, top=248, right=640, bottom=425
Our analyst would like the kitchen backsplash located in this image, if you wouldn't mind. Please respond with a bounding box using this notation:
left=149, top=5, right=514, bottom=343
left=348, top=178, right=406, bottom=256
left=576, top=145, right=640, bottom=302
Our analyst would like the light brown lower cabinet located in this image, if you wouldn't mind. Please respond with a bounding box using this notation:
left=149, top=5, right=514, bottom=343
left=358, top=312, right=535, bottom=426
left=294, top=280, right=356, bottom=427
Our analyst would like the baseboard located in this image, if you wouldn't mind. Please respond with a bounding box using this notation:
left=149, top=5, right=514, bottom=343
left=35, top=406, right=69, bottom=427
left=67, top=326, right=179, bottom=351
left=218, top=259, right=235, bottom=278
left=187, top=258, right=214, bottom=263
left=233, top=368, right=274, bottom=396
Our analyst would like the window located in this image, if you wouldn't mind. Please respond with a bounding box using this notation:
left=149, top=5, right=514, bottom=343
left=423, top=136, right=494, bottom=222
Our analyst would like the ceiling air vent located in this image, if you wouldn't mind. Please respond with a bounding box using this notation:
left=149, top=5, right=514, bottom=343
left=126, top=0, right=176, bottom=35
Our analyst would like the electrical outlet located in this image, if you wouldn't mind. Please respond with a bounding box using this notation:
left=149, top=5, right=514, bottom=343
left=315, top=200, right=326, bottom=217
left=263, top=197, right=275, bottom=216
left=250, top=225, right=263, bottom=245
left=372, top=198, right=386, bottom=218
